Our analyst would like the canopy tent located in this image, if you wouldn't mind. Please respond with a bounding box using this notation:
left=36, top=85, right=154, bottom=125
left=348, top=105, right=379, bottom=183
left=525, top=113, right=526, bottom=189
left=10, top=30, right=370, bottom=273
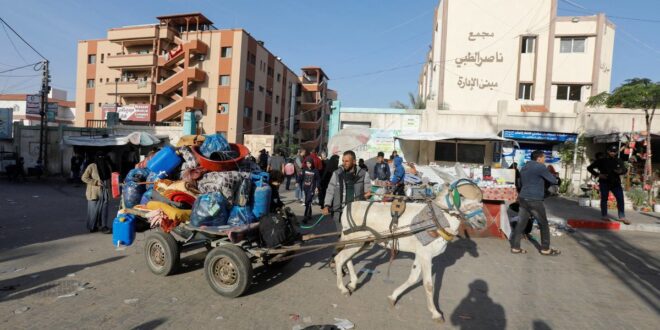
left=395, top=131, right=518, bottom=164
left=64, top=132, right=164, bottom=147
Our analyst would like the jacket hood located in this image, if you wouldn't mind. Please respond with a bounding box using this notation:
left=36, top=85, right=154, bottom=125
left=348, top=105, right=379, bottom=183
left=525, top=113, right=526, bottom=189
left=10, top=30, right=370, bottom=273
left=393, top=156, right=403, bottom=166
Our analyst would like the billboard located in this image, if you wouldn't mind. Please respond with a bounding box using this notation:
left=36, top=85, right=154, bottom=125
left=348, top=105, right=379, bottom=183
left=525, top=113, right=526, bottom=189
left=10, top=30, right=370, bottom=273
left=25, top=94, right=41, bottom=115
left=117, top=104, right=152, bottom=122
left=46, top=103, right=58, bottom=122
left=0, top=108, right=12, bottom=139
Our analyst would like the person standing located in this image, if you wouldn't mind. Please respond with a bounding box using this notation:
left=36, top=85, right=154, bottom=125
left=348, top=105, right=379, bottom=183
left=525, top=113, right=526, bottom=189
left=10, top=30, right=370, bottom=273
left=301, top=158, right=320, bottom=224
left=294, top=149, right=307, bottom=203
left=70, top=153, right=83, bottom=183
left=510, top=150, right=560, bottom=256
left=319, top=154, right=339, bottom=209
left=372, top=151, right=391, bottom=181
left=358, top=159, right=368, bottom=172
left=284, top=159, right=295, bottom=190
left=390, top=156, right=406, bottom=195
left=322, top=150, right=371, bottom=269
left=587, top=145, right=628, bottom=224
left=267, top=150, right=286, bottom=190
left=258, top=149, right=269, bottom=171
left=509, top=162, right=521, bottom=193
left=81, top=152, right=114, bottom=233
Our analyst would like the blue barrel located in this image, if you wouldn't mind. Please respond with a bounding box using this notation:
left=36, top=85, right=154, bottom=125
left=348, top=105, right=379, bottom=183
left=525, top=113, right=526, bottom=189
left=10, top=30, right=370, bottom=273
left=147, top=146, right=182, bottom=175
left=252, top=180, right=271, bottom=218
left=251, top=171, right=270, bottom=184
left=112, top=214, right=136, bottom=246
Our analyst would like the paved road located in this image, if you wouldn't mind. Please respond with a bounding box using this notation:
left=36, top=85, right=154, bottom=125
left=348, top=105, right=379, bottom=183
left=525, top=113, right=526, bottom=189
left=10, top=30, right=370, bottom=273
left=0, top=179, right=658, bottom=329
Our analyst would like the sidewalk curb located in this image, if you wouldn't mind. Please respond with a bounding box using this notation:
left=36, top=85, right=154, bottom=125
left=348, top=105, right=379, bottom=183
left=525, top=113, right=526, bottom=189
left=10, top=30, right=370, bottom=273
left=560, top=217, right=660, bottom=233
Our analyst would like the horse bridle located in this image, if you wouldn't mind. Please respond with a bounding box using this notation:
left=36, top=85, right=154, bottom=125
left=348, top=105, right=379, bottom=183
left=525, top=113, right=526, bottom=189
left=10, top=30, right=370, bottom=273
left=443, top=178, right=485, bottom=224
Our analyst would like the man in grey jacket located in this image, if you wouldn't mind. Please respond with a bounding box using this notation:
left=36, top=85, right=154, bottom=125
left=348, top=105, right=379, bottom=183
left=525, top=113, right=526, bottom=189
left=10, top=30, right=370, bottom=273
left=322, top=150, right=372, bottom=233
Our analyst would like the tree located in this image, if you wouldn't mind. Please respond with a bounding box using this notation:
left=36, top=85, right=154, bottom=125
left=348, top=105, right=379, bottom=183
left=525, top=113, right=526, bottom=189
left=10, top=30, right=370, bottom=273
left=274, top=131, right=299, bottom=158
left=390, top=92, right=426, bottom=109
left=557, top=136, right=587, bottom=180
left=587, top=78, right=660, bottom=204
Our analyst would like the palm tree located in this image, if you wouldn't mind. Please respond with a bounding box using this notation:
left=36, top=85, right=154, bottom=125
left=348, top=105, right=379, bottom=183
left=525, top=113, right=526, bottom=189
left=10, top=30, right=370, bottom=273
left=587, top=78, right=660, bottom=205
left=390, top=92, right=426, bottom=109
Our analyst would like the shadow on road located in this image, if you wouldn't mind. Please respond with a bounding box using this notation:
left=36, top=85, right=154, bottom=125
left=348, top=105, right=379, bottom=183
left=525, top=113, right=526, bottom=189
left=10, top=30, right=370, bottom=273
left=571, top=231, right=660, bottom=314
left=0, top=256, right=124, bottom=302
left=450, top=279, right=506, bottom=329
left=130, top=317, right=168, bottom=330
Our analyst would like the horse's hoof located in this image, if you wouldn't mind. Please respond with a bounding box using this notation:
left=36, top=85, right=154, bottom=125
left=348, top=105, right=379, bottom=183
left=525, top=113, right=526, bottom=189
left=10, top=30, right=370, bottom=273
left=387, top=296, right=397, bottom=307
left=432, top=315, right=445, bottom=323
left=348, top=283, right=357, bottom=292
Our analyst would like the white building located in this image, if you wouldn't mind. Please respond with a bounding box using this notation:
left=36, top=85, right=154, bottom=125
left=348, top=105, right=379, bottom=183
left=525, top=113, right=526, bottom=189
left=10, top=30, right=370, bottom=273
left=0, top=88, right=76, bottom=126
left=419, top=0, right=615, bottom=114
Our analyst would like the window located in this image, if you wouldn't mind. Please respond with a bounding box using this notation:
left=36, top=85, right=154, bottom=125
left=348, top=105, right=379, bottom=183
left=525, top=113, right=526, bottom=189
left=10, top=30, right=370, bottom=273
left=86, top=79, right=95, bottom=88
left=257, top=110, right=263, bottom=120
left=265, top=114, right=271, bottom=123
left=100, top=54, right=104, bottom=63
left=556, top=84, right=583, bottom=101
left=219, top=75, right=230, bottom=86
left=217, top=103, right=229, bottom=114
left=267, top=67, right=274, bottom=77
left=266, top=90, right=273, bottom=98
left=98, top=102, right=102, bottom=107
left=277, top=73, right=281, bottom=82
left=87, top=54, right=96, bottom=64
left=275, top=95, right=280, bottom=104
left=85, top=103, right=94, bottom=113
left=434, top=142, right=485, bottom=164
left=221, top=47, right=232, bottom=58
left=258, top=85, right=264, bottom=93
left=243, top=106, right=252, bottom=117
left=521, top=36, right=536, bottom=53
left=518, top=83, right=533, bottom=100
left=274, top=116, right=278, bottom=124
left=245, top=79, right=254, bottom=91
left=560, top=37, right=586, bottom=53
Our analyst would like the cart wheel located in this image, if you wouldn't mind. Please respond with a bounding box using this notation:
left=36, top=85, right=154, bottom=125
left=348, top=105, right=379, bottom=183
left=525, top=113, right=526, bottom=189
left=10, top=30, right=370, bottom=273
left=264, top=252, right=294, bottom=269
left=204, top=245, right=253, bottom=298
left=144, top=231, right=180, bottom=276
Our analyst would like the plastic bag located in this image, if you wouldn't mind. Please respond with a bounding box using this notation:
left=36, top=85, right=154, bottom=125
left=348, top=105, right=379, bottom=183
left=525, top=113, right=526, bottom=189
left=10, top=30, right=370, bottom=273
left=125, top=168, right=150, bottom=183
left=146, top=171, right=168, bottom=189
left=227, top=205, right=257, bottom=227
left=235, top=177, right=252, bottom=206
left=123, top=181, right=146, bottom=208
left=190, top=192, right=229, bottom=227
left=199, top=134, right=231, bottom=158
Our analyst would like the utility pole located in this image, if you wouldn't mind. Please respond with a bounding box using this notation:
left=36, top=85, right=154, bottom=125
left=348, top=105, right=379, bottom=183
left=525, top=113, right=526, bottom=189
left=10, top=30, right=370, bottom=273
left=37, top=60, right=50, bottom=171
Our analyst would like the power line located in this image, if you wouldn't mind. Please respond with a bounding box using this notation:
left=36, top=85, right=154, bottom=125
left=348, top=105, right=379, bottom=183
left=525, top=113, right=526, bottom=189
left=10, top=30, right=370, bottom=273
left=0, top=62, right=41, bottom=74
left=0, top=16, right=47, bottom=60
left=1, top=22, right=28, bottom=63
left=559, top=1, right=660, bottom=23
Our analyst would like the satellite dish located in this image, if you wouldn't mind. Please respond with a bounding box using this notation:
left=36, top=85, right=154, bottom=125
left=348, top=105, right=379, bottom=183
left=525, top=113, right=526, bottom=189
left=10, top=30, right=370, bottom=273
left=194, top=110, right=203, bottom=121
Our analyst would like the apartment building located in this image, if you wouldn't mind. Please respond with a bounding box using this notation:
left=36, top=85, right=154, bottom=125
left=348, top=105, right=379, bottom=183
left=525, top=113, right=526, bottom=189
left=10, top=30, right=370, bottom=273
left=75, top=13, right=333, bottom=148
left=418, top=0, right=615, bottom=113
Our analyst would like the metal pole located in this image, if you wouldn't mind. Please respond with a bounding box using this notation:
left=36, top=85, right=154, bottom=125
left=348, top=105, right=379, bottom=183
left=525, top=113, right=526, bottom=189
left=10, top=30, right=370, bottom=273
left=37, top=60, right=49, bottom=168
left=115, top=78, right=119, bottom=108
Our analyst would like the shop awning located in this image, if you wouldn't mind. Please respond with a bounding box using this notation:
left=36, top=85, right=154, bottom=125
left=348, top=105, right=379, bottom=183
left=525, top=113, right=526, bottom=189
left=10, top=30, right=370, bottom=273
left=395, top=131, right=518, bottom=164
left=64, top=132, right=163, bottom=147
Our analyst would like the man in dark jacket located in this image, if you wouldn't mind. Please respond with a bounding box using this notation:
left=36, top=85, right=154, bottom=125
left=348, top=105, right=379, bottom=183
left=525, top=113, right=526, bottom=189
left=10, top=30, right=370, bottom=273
left=510, top=150, right=560, bottom=256
left=321, top=150, right=372, bottom=232
left=587, top=145, right=628, bottom=224
left=372, top=151, right=391, bottom=181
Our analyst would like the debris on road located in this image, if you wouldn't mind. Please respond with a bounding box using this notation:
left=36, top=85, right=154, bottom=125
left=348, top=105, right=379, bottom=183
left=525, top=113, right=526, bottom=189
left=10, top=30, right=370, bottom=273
left=303, top=316, right=312, bottom=323
left=215, top=316, right=224, bottom=320
left=13, top=306, right=30, bottom=314
left=66, top=273, right=76, bottom=277
left=57, top=292, right=78, bottom=299
left=289, top=314, right=300, bottom=322
left=334, top=318, right=354, bottom=329
left=124, top=298, right=139, bottom=305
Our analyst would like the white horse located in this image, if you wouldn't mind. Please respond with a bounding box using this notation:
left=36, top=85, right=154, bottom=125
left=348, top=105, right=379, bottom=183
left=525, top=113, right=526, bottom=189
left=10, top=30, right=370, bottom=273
left=334, top=180, right=485, bottom=322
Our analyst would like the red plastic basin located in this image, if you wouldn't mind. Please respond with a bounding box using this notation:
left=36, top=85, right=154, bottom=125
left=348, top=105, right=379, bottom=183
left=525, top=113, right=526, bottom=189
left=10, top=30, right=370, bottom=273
left=191, top=143, right=250, bottom=172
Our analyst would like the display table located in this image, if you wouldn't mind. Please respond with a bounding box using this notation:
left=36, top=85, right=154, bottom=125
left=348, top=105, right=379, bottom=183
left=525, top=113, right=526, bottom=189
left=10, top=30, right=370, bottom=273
left=461, top=186, right=517, bottom=239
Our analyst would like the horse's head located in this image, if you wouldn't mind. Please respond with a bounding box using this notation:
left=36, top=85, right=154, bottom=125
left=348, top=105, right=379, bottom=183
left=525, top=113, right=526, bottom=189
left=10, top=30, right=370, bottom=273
left=434, top=179, right=487, bottom=230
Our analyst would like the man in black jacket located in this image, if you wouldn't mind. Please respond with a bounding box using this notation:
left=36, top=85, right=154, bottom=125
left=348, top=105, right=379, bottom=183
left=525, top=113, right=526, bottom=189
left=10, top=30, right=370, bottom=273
left=371, top=151, right=391, bottom=181
left=587, top=145, right=628, bottom=224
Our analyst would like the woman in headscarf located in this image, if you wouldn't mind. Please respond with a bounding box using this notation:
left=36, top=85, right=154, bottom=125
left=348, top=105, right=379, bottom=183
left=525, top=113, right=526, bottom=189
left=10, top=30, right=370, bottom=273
left=81, top=151, right=113, bottom=233
left=319, top=154, right=339, bottom=208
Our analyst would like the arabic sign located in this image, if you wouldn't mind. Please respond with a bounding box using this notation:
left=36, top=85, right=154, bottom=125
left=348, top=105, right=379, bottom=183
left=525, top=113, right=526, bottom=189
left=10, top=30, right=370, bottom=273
left=117, top=104, right=152, bottom=122
left=46, top=103, right=58, bottom=122
left=502, top=130, right=577, bottom=142
left=457, top=76, right=499, bottom=90
left=455, top=51, right=503, bottom=67
left=468, top=32, right=495, bottom=41
left=0, top=108, right=12, bottom=139
left=25, top=94, right=41, bottom=115
left=102, top=104, right=117, bottom=120
left=401, top=115, right=420, bottom=131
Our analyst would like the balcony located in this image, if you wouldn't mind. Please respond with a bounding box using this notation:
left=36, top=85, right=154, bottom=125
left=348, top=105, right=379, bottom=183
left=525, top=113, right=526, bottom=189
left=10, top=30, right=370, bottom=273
left=300, top=119, right=321, bottom=130
left=156, top=97, right=205, bottom=122
left=108, top=25, right=158, bottom=41
left=106, top=53, right=157, bottom=68
left=156, top=68, right=206, bottom=95
left=107, top=80, right=155, bottom=96
left=158, top=27, right=177, bottom=40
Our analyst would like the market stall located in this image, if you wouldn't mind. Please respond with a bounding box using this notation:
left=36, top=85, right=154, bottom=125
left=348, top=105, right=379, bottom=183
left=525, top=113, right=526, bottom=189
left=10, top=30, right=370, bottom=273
left=395, top=132, right=519, bottom=238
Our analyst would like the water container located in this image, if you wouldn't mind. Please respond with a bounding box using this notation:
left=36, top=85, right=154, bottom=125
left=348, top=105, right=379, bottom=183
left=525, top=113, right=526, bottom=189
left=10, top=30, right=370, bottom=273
left=147, top=146, right=182, bottom=175
left=112, top=214, right=136, bottom=246
left=252, top=180, right=272, bottom=218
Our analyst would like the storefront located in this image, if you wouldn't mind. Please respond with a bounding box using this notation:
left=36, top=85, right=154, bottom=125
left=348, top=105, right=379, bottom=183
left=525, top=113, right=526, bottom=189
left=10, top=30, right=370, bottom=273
left=500, top=130, right=577, bottom=171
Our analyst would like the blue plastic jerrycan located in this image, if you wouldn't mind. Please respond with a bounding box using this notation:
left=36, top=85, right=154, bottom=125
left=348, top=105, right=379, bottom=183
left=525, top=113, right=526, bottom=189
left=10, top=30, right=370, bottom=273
left=112, top=214, right=136, bottom=246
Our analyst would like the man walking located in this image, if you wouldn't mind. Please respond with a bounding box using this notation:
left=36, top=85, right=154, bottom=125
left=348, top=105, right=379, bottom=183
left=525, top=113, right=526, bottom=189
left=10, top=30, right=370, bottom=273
left=371, top=151, right=391, bottom=181
left=294, top=149, right=307, bottom=203
left=587, top=145, right=628, bottom=224
left=322, top=150, right=371, bottom=269
left=267, top=150, right=286, bottom=191
left=510, top=150, right=560, bottom=256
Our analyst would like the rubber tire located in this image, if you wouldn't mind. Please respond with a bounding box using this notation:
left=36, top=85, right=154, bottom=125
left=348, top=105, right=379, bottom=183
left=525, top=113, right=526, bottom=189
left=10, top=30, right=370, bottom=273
left=204, top=245, right=253, bottom=298
left=144, top=231, right=180, bottom=276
